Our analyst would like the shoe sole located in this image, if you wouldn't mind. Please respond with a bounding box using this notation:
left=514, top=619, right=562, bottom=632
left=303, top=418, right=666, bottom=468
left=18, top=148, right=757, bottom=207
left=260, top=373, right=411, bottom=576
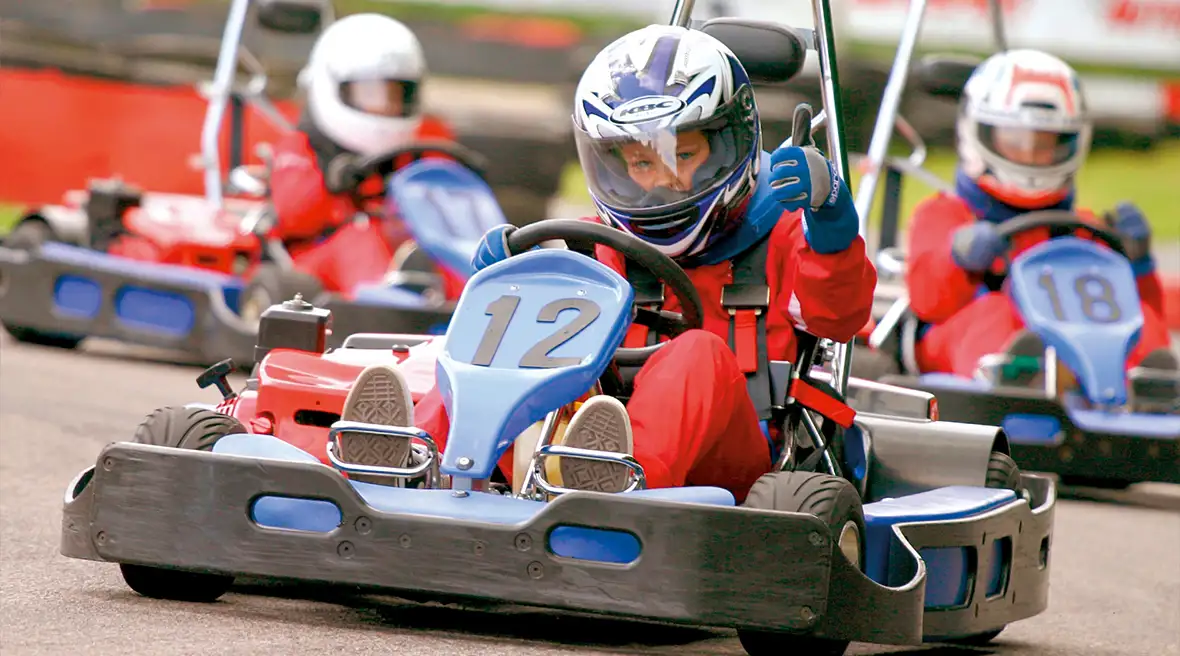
left=559, top=399, right=632, bottom=493
left=337, top=366, right=413, bottom=471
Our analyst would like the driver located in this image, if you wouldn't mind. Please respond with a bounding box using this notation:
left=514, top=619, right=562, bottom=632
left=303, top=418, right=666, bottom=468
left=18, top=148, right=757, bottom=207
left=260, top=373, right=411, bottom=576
left=338, top=25, right=876, bottom=501
left=904, top=49, right=1175, bottom=384
left=267, top=13, right=461, bottom=295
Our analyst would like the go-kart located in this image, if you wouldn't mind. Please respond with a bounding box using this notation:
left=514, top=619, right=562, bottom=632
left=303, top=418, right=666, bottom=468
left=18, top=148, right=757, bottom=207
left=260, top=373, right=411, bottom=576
left=58, top=9, right=1055, bottom=654
left=0, top=0, right=500, bottom=366
left=841, top=11, right=1180, bottom=488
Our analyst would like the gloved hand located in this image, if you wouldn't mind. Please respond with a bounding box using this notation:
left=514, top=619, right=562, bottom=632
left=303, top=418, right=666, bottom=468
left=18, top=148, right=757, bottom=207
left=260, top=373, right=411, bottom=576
left=472, top=224, right=518, bottom=272
left=769, top=144, right=859, bottom=254
left=951, top=221, right=1005, bottom=273
left=1105, top=201, right=1153, bottom=265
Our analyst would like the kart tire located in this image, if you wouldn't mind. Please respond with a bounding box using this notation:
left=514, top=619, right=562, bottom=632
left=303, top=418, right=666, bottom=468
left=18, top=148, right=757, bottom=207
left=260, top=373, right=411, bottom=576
left=737, top=471, right=865, bottom=656
left=1, top=219, right=85, bottom=350
left=945, top=627, right=1005, bottom=645
left=239, top=263, right=324, bottom=327
left=1059, top=476, right=1132, bottom=491
left=120, top=406, right=243, bottom=602
left=985, top=451, right=1023, bottom=495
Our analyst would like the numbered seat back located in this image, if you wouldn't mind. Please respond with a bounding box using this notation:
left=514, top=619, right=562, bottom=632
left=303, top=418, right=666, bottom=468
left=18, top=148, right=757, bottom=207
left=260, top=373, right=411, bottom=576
left=1008, top=237, right=1144, bottom=405
left=387, top=159, right=509, bottom=280
left=435, top=249, right=635, bottom=479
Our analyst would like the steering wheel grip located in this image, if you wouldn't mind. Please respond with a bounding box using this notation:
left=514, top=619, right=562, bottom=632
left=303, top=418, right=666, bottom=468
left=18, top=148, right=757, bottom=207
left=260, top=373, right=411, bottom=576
left=994, top=210, right=1127, bottom=256
left=508, top=219, right=705, bottom=365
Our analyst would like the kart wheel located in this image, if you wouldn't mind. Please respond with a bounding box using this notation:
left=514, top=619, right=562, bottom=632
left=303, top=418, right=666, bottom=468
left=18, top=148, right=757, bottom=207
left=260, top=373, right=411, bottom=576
left=119, top=564, right=233, bottom=603
left=985, top=452, right=1024, bottom=495
left=120, top=406, right=244, bottom=602
left=945, top=627, right=1005, bottom=645
left=737, top=472, right=865, bottom=656
left=133, top=406, right=246, bottom=452
left=1, top=220, right=85, bottom=350
left=1059, top=476, right=1132, bottom=491
left=239, top=264, right=324, bottom=328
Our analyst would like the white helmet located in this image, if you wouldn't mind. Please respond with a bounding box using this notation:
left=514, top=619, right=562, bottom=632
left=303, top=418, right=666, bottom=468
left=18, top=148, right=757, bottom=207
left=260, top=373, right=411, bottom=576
left=299, top=13, right=426, bottom=157
left=573, top=24, right=760, bottom=260
left=957, top=49, right=1092, bottom=209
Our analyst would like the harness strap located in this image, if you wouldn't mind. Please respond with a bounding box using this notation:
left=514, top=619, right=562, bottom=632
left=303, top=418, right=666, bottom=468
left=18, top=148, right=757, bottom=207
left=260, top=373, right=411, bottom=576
left=723, top=234, right=774, bottom=420
left=624, top=264, right=666, bottom=348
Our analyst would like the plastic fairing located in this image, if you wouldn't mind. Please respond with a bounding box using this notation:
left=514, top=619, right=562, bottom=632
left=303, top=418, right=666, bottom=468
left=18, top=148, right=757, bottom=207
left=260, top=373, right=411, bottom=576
left=435, top=249, right=635, bottom=479
left=387, top=159, right=510, bottom=279
left=1008, top=238, right=1143, bottom=406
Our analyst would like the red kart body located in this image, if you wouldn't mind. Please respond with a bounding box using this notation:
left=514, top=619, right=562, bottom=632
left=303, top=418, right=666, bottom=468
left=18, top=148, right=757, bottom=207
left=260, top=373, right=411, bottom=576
left=216, top=339, right=442, bottom=465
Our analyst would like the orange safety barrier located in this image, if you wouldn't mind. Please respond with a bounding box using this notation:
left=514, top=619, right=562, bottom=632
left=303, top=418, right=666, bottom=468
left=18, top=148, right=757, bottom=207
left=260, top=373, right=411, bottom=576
left=0, top=67, right=299, bottom=206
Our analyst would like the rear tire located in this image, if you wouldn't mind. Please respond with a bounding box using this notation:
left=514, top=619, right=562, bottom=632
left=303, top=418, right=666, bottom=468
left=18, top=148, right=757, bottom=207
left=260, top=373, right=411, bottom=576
left=736, top=472, right=865, bottom=656
left=2, top=219, right=84, bottom=349
left=238, top=263, right=324, bottom=328
left=120, top=406, right=244, bottom=602
left=946, top=627, right=1005, bottom=645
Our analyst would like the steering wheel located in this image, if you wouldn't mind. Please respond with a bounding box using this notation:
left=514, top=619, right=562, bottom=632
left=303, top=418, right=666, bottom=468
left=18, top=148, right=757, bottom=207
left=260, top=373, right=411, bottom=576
left=507, top=219, right=704, bottom=366
left=345, top=140, right=491, bottom=202
left=983, top=209, right=1128, bottom=291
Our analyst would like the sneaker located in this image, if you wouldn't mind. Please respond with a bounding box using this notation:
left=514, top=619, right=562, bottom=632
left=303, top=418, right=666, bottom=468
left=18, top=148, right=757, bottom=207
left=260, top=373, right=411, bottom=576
left=555, top=396, right=635, bottom=493
left=337, top=364, right=415, bottom=481
left=990, top=330, right=1078, bottom=396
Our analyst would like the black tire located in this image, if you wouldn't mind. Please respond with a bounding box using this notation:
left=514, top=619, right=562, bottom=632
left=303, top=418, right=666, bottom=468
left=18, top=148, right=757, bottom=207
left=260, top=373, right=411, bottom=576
left=238, top=263, right=324, bottom=327
left=132, top=405, right=246, bottom=452
left=737, top=472, right=865, bottom=656
left=1, top=220, right=85, bottom=350
left=120, top=406, right=244, bottom=602
left=945, top=627, right=1005, bottom=645
left=1059, top=476, right=1132, bottom=491
left=985, top=452, right=1023, bottom=494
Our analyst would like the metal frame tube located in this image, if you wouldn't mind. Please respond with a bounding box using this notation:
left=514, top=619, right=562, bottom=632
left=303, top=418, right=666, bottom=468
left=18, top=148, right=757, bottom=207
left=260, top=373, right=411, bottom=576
left=200, top=0, right=252, bottom=208
left=669, top=0, right=696, bottom=27
left=851, top=0, right=928, bottom=241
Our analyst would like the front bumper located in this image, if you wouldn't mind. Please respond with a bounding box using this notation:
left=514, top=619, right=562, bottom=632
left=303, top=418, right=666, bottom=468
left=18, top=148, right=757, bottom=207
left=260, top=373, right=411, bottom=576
left=0, top=243, right=255, bottom=365
left=62, top=443, right=1054, bottom=645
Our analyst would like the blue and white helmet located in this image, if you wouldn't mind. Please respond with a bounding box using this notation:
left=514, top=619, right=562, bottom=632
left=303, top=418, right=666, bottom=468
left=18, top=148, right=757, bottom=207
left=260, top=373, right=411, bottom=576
left=573, top=25, right=760, bottom=259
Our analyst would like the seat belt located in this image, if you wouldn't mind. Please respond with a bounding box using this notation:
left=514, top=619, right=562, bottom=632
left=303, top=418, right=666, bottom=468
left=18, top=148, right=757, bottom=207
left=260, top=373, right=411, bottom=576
left=722, top=234, right=775, bottom=420
left=624, top=264, right=667, bottom=348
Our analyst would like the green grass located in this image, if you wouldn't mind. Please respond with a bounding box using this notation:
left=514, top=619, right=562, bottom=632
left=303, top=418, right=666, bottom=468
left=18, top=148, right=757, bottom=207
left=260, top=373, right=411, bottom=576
left=0, top=204, right=20, bottom=235
left=201, top=0, right=645, bottom=36
left=560, top=141, right=1180, bottom=240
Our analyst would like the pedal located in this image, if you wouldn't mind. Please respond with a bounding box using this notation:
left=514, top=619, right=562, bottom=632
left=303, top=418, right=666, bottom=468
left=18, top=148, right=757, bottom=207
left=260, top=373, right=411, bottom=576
left=326, top=420, right=440, bottom=486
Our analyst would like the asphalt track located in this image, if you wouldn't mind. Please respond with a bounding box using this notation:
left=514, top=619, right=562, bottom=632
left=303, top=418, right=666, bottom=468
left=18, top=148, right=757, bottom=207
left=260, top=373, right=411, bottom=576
left=0, top=328, right=1178, bottom=656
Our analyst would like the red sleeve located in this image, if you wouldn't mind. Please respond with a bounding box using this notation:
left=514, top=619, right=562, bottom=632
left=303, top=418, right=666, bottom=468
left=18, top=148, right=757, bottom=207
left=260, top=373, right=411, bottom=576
left=772, top=210, right=877, bottom=343
left=269, top=132, right=338, bottom=242
left=906, top=194, right=980, bottom=324
left=1136, top=270, right=1166, bottom=318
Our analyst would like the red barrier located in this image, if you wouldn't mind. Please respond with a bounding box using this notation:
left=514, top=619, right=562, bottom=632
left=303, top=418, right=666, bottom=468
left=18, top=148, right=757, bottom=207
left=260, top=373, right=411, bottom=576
left=0, top=67, right=299, bottom=206
left=1164, top=274, right=1180, bottom=332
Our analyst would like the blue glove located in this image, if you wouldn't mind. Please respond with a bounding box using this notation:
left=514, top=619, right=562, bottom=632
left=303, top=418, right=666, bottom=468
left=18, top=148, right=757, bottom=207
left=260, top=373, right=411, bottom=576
left=472, top=224, right=517, bottom=272
left=1106, top=201, right=1154, bottom=271
left=768, top=145, right=858, bottom=254
left=951, top=222, right=1005, bottom=273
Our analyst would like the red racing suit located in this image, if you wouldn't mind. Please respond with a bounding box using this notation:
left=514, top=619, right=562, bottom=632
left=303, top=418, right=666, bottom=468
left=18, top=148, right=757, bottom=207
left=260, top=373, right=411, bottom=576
left=906, top=192, right=1172, bottom=378
left=411, top=213, right=877, bottom=502
left=267, top=115, right=464, bottom=298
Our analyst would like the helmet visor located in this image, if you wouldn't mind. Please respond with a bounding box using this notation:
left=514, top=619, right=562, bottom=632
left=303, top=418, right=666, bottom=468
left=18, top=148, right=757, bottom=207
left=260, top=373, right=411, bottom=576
left=979, top=123, right=1079, bottom=167
left=575, top=90, right=757, bottom=223
left=340, top=79, right=419, bottom=118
